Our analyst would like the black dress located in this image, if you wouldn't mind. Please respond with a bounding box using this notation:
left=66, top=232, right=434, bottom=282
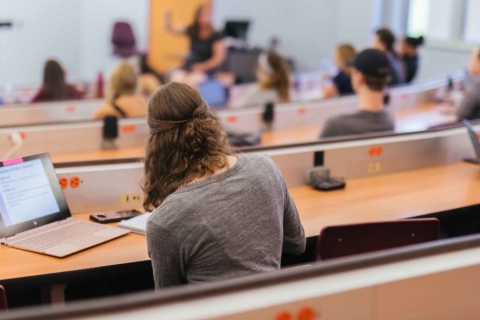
left=184, top=26, right=224, bottom=74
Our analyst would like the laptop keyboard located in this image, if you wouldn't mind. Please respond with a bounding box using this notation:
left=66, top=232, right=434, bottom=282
left=12, top=221, right=106, bottom=252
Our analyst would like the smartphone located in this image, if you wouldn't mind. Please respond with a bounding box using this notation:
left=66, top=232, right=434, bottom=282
left=90, top=210, right=142, bottom=223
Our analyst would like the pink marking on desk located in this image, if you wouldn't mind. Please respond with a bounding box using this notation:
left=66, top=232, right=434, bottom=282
left=3, top=158, right=23, bottom=166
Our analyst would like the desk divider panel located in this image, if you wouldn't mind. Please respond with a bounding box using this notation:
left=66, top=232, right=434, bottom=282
left=0, top=73, right=462, bottom=159
left=6, top=234, right=480, bottom=320
left=0, top=118, right=148, bottom=158
left=55, top=124, right=479, bottom=214
left=0, top=99, right=103, bottom=127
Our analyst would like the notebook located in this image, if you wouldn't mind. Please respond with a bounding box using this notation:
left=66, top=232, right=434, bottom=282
left=117, top=213, right=152, bottom=235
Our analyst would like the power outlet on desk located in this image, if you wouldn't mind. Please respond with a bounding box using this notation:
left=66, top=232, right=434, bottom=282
left=368, top=162, right=381, bottom=174
left=131, top=193, right=140, bottom=202
left=120, top=194, right=129, bottom=204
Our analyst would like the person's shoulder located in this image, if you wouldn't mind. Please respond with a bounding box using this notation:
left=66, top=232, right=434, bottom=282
left=147, top=195, right=192, bottom=229
left=242, top=153, right=273, bottom=165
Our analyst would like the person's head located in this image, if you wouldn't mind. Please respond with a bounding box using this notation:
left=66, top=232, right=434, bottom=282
left=335, top=44, right=356, bottom=74
left=351, top=49, right=390, bottom=94
left=400, top=36, right=425, bottom=56
left=142, top=82, right=231, bottom=210
left=468, top=48, right=480, bottom=76
left=191, top=4, right=214, bottom=37
left=42, top=60, right=68, bottom=100
left=373, top=28, right=396, bottom=54
left=256, top=51, right=291, bottom=102
left=107, top=60, right=137, bottom=102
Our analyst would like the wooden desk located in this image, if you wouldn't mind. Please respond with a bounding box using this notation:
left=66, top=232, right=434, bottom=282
left=2, top=162, right=480, bottom=296
left=261, top=103, right=457, bottom=146
left=46, top=102, right=455, bottom=163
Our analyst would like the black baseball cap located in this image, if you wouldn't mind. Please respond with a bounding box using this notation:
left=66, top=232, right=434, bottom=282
left=347, top=49, right=390, bottom=78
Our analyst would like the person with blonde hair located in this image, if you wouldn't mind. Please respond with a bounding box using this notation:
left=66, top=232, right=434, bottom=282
left=93, top=60, right=147, bottom=119
left=144, top=82, right=305, bottom=288
left=234, top=51, right=291, bottom=107
left=322, top=44, right=357, bottom=98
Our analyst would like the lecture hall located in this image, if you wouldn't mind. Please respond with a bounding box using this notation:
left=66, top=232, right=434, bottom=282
left=2, top=0, right=480, bottom=319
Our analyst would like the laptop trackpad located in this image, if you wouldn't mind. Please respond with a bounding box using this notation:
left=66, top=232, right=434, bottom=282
left=67, top=234, right=109, bottom=248
left=44, top=235, right=107, bottom=257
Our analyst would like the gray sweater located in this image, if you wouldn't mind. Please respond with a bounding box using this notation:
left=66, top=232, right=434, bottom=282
left=456, top=76, right=480, bottom=121
left=320, top=109, right=395, bottom=139
left=146, top=154, right=306, bottom=289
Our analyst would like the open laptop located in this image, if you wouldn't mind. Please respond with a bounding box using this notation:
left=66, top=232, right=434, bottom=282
left=463, top=120, right=480, bottom=164
left=0, top=153, right=130, bottom=257
left=198, top=80, right=227, bottom=109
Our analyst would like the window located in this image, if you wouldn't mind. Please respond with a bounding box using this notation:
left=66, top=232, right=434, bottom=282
left=407, top=0, right=455, bottom=40
left=407, top=0, right=429, bottom=37
left=463, top=0, right=480, bottom=43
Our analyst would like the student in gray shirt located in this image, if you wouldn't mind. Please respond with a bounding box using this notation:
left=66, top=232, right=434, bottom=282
left=321, top=49, right=395, bottom=139
left=143, top=82, right=305, bottom=289
left=456, top=48, right=480, bottom=121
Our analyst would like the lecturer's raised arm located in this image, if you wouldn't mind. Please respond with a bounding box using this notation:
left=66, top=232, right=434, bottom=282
left=164, top=9, right=187, bottom=36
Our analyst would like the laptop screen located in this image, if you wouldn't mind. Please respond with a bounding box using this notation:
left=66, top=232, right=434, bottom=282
left=0, top=153, right=70, bottom=239
left=198, top=80, right=227, bottom=108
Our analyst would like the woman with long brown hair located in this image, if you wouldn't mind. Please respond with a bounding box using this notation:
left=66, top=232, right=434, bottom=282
left=165, top=5, right=227, bottom=86
left=31, top=60, right=83, bottom=103
left=144, top=82, right=305, bottom=288
left=234, top=51, right=291, bottom=107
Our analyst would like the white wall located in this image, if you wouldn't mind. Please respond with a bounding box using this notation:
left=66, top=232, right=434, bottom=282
left=0, top=0, right=148, bottom=87
left=213, top=0, right=379, bottom=72
left=0, top=0, right=82, bottom=87
left=0, top=0, right=471, bottom=87
left=80, top=0, right=149, bottom=82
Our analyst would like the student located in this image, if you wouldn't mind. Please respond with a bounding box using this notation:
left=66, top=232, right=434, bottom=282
left=322, top=44, right=357, bottom=98
left=138, top=54, right=162, bottom=97
left=31, top=60, right=83, bottom=103
left=234, top=51, right=291, bottom=107
left=144, top=82, right=305, bottom=288
left=165, top=5, right=227, bottom=86
left=401, top=36, right=425, bottom=83
left=456, top=48, right=480, bottom=121
left=320, top=49, right=395, bottom=139
left=93, top=60, right=147, bottom=120
left=372, top=28, right=405, bottom=86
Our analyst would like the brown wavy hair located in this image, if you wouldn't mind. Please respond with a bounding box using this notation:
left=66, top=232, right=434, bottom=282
left=142, top=82, right=231, bottom=210
left=259, top=52, right=291, bottom=102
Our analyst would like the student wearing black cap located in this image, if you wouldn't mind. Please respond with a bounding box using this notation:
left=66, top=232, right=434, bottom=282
left=320, top=49, right=395, bottom=139
left=401, top=36, right=425, bottom=83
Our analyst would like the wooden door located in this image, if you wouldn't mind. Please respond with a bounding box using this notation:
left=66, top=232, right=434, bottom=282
left=148, top=0, right=211, bottom=73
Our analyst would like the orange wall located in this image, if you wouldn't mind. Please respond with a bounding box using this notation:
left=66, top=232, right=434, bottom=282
left=148, top=0, right=211, bottom=73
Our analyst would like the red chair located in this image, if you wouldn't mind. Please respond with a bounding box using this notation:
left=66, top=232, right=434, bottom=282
left=111, top=21, right=138, bottom=57
left=0, top=285, right=7, bottom=311
left=316, top=219, right=440, bottom=261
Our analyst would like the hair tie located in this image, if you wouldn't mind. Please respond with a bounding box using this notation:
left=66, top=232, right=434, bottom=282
left=149, top=104, right=207, bottom=134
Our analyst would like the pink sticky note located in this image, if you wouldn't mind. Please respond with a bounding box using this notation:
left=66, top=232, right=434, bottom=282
left=3, top=158, right=23, bottom=166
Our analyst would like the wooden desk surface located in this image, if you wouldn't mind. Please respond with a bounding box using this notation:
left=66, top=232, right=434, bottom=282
left=47, top=103, right=455, bottom=164
left=2, top=162, right=480, bottom=283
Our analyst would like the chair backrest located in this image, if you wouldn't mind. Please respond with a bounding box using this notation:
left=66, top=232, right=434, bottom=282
left=316, top=219, right=440, bottom=261
left=111, top=22, right=137, bottom=57
left=0, top=285, right=8, bottom=311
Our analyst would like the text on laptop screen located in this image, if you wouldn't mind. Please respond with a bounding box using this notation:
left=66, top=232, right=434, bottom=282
left=0, top=159, right=60, bottom=227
